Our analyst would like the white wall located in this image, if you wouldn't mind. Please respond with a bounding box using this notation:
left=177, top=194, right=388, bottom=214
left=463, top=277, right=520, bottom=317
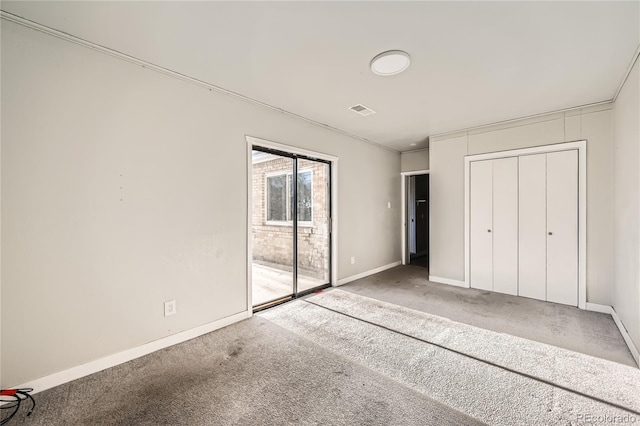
left=400, top=149, right=429, bottom=172
left=429, top=135, right=467, bottom=280
left=613, top=59, right=640, bottom=350
left=430, top=105, right=614, bottom=304
left=0, top=21, right=401, bottom=387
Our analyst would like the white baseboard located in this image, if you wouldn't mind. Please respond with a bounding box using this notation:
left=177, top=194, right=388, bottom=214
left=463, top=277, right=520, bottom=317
left=336, top=261, right=402, bottom=286
left=610, top=308, right=640, bottom=368
left=585, top=302, right=613, bottom=314
left=8, top=310, right=250, bottom=394
left=429, top=276, right=468, bottom=288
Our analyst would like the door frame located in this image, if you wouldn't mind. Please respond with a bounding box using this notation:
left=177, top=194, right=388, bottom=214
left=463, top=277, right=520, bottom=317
left=401, top=169, right=430, bottom=265
left=245, top=135, right=339, bottom=315
left=463, top=140, right=587, bottom=309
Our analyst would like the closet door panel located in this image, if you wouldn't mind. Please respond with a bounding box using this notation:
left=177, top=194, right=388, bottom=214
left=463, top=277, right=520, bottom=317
left=470, top=160, right=493, bottom=291
left=546, top=150, right=578, bottom=306
left=518, top=154, right=547, bottom=301
left=492, top=157, right=519, bottom=295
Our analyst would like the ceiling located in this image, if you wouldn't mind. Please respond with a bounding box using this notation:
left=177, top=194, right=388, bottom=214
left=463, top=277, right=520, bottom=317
left=3, top=1, right=639, bottom=152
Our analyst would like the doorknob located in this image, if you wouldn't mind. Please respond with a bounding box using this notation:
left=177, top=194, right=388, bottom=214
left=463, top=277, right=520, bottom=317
left=487, top=229, right=491, bottom=233
left=548, top=232, right=553, bottom=236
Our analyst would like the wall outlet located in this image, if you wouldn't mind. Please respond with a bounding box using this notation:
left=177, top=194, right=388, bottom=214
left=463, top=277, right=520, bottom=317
left=388, top=202, right=391, bottom=209
left=351, top=257, right=356, bottom=265
left=164, top=300, right=176, bottom=317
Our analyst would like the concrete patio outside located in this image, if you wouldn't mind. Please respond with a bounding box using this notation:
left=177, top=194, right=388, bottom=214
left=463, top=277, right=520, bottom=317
left=252, top=263, right=326, bottom=306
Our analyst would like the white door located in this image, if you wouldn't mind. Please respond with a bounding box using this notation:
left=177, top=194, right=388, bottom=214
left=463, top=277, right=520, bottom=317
left=546, top=150, right=578, bottom=306
left=518, top=154, right=547, bottom=301
left=470, top=160, right=493, bottom=291
left=492, top=157, right=518, bottom=295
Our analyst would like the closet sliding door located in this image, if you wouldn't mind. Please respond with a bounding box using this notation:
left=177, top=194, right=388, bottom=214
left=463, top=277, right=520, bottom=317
left=470, top=160, right=493, bottom=291
left=546, top=150, right=578, bottom=306
left=518, top=154, right=547, bottom=301
left=518, top=150, right=578, bottom=306
left=469, top=157, right=518, bottom=295
left=492, top=158, right=518, bottom=296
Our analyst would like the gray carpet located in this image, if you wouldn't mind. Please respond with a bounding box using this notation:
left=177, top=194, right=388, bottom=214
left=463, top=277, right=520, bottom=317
left=309, top=290, right=640, bottom=412
left=342, top=265, right=636, bottom=367
left=7, top=285, right=636, bottom=425
left=3, top=315, right=480, bottom=425
left=261, top=290, right=640, bottom=425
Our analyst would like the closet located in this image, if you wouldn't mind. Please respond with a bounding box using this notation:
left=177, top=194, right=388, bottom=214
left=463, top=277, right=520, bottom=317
left=469, top=149, right=578, bottom=306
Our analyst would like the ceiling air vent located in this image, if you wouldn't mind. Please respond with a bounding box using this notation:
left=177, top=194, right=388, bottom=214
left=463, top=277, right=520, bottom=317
left=349, top=104, right=376, bottom=116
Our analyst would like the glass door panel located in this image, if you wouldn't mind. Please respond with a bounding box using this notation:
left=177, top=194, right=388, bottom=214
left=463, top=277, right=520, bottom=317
left=251, top=150, right=294, bottom=306
left=296, top=159, right=331, bottom=292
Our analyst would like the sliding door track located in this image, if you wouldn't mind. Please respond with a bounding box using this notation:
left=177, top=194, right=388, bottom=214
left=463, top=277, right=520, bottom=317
left=253, top=283, right=332, bottom=313
left=253, top=296, right=293, bottom=313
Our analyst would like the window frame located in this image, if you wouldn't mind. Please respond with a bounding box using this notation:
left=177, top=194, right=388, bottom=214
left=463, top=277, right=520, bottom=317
left=264, top=168, right=313, bottom=227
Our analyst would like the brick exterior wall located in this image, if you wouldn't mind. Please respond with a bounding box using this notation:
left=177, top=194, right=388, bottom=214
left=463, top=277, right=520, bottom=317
left=252, top=157, right=330, bottom=281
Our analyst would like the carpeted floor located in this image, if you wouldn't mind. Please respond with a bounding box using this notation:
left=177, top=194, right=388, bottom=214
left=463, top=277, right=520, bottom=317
left=262, top=290, right=640, bottom=425
left=341, top=264, right=637, bottom=367
left=2, top=314, right=480, bottom=426
left=5, top=274, right=637, bottom=425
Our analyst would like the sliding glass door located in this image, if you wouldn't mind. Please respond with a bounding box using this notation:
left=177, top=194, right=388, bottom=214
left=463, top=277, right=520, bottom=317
left=251, top=147, right=331, bottom=309
left=296, top=158, right=331, bottom=292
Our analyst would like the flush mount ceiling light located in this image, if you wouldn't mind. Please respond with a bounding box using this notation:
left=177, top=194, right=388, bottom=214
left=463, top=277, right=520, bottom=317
left=370, top=50, right=411, bottom=76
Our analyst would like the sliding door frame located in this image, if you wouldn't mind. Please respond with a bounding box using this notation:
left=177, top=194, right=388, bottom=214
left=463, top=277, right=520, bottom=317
left=246, top=136, right=338, bottom=315
left=463, top=140, right=587, bottom=309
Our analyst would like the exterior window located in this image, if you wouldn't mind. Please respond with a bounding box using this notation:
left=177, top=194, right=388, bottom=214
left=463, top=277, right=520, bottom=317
left=297, top=171, right=312, bottom=222
left=266, top=174, right=288, bottom=222
left=266, top=170, right=312, bottom=225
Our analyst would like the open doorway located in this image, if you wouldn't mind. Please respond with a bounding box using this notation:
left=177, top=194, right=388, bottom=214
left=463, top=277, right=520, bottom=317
left=409, top=174, right=429, bottom=267
left=402, top=171, right=430, bottom=268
